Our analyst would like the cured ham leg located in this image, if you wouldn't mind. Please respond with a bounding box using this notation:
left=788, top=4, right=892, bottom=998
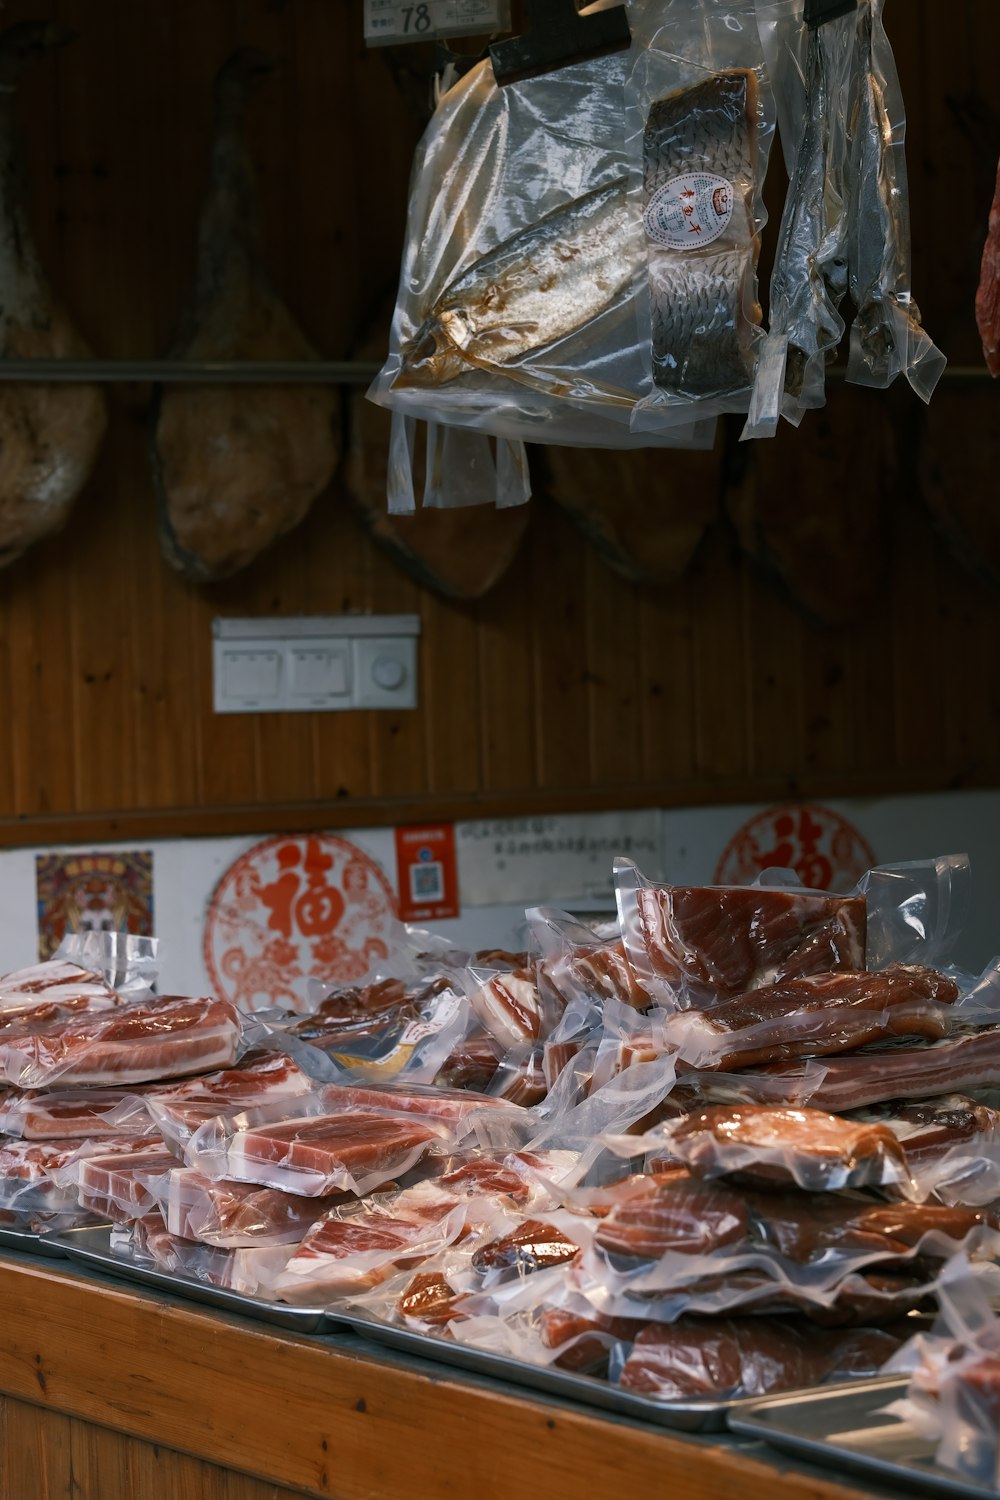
left=0, top=22, right=108, bottom=567
left=975, top=155, right=1000, bottom=376
left=152, top=49, right=339, bottom=580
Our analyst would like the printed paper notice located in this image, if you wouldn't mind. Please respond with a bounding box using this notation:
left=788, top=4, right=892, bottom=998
left=456, top=811, right=662, bottom=907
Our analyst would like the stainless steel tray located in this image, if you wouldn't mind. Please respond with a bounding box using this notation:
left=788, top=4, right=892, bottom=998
left=49, top=1225, right=330, bottom=1333
left=333, top=1306, right=754, bottom=1432
left=0, top=1225, right=69, bottom=1259
left=729, top=1376, right=999, bottom=1500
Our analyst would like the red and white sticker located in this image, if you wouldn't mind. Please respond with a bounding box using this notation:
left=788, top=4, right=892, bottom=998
left=395, top=823, right=459, bottom=923
left=204, top=835, right=399, bottom=1013
left=644, top=172, right=735, bottom=250
left=714, top=804, right=876, bottom=891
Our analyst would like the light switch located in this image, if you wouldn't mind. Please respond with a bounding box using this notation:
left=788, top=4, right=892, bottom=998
left=289, top=647, right=349, bottom=700
left=222, top=649, right=281, bottom=701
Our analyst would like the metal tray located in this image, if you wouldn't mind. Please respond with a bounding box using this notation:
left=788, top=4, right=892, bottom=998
left=49, top=1225, right=330, bottom=1333
left=729, top=1376, right=999, bottom=1500
left=333, top=1306, right=757, bottom=1433
left=0, top=1225, right=69, bottom=1259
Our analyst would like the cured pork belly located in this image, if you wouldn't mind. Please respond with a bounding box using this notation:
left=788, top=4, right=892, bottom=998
left=165, top=1168, right=342, bottom=1247
left=976, top=155, right=1000, bottom=377
left=854, top=1096, right=1000, bottom=1168
left=470, top=971, right=548, bottom=1048
left=766, top=1026, right=1000, bottom=1113
left=397, top=1270, right=463, bottom=1327
left=0, top=996, right=243, bottom=1088
left=0, top=1086, right=156, bottom=1141
left=76, top=1144, right=177, bottom=1222
left=318, top=1081, right=515, bottom=1126
left=223, top=1112, right=441, bottom=1196
left=660, top=1104, right=915, bottom=1194
left=539, top=939, right=650, bottom=1013
left=145, top=1049, right=315, bottom=1146
left=0, top=961, right=119, bottom=1027
left=626, top=880, right=866, bottom=1004
left=666, top=965, right=958, bottom=1071
left=617, top=1318, right=903, bottom=1400
left=538, top=1307, right=649, bottom=1374
left=435, top=1030, right=505, bottom=1091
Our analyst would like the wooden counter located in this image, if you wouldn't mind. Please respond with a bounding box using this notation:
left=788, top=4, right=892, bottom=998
left=0, top=1248, right=916, bottom=1500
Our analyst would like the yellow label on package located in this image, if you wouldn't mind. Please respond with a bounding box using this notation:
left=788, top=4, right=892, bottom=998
left=364, top=0, right=510, bottom=45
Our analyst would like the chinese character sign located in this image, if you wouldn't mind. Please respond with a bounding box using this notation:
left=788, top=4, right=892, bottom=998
left=203, top=835, right=399, bottom=1013
left=714, top=804, right=876, bottom=891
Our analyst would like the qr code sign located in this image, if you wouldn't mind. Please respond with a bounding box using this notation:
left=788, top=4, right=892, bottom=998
left=410, top=861, right=445, bottom=902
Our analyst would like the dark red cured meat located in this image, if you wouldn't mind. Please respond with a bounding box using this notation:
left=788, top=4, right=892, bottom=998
left=762, top=1026, right=1000, bottom=1113
left=850, top=1096, right=1000, bottom=1169
left=398, top=1270, right=462, bottom=1326
left=595, top=1176, right=749, bottom=1263
left=77, top=1145, right=178, bottom=1222
left=471, top=1218, right=580, bottom=1275
left=434, top=1031, right=504, bottom=1090
left=146, top=1049, right=314, bottom=1140
left=632, top=884, right=867, bottom=1002
left=670, top=965, right=958, bottom=1071
left=438, top=1159, right=534, bottom=1204
left=471, top=970, right=548, bottom=1048
left=617, top=1318, right=903, bottom=1400
left=167, top=1168, right=344, bottom=1245
left=11, top=1086, right=157, bottom=1141
left=0, top=995, right=242, bottom=1087
left=318, top=1081, right=515, bottom=1124
left=665, top=1104, right=914, bottom=1193
left=976, top=156, right=1000, bottom=377
left=490, top=1046, right=548, bottom=1107
left=538, top=1307, right=649, bottom=1373
left=539, top=939, right=651, bottom=1013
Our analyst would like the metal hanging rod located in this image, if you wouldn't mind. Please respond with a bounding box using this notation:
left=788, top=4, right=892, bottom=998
left=0, top=359, right=384, bottom=384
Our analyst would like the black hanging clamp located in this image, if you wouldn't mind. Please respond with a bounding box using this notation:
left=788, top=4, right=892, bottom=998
left=489, top=0, right=631, bottom=87
left=804, top=0, right=858, bottom=28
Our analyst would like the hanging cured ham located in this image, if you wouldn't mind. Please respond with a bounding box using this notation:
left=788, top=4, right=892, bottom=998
left=0, top=22, right=108, bottom=568
left=344, top=303, right=529, bottom=598
left=151, top=49, right=339, bottom=581
left=976, top=154, right=1000, bottom=377
left=725, top=390, right=894, bottom=625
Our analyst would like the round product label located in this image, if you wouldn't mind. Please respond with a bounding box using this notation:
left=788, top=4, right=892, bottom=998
left=644, top=172, right=735, bottom=250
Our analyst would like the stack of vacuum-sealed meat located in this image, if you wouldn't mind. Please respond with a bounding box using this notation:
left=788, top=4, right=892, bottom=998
left=1, top=854, right=999, bottom=1411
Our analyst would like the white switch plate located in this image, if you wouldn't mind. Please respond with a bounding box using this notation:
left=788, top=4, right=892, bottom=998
left=212, top=616, right=419, bottom=713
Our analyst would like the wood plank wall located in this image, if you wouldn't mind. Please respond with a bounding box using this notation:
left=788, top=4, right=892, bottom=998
left=0, top=0, right=996, bottom=847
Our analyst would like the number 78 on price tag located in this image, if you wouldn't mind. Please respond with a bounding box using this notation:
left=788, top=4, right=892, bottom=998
left=363, top=0, right=510, bottom=46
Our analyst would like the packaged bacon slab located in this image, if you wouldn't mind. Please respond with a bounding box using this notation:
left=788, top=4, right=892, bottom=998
left=144, top=1049, right=316, bottom=1150
left=161, top=1168, right=344, bottom=1247
left=0, top=1086, right=160, bottom=1141
left=0, top=995, right=246, bottom=1088
left=615, top=859, right=867, bottom=1009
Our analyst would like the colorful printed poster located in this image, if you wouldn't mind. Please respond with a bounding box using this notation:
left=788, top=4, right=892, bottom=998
left=35, top=851, right=154, bottom=960
left=203, top=834, right=399, bottom=1013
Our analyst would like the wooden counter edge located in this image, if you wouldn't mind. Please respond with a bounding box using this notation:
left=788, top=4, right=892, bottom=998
left=0, top=1251, right=889, bottom=1500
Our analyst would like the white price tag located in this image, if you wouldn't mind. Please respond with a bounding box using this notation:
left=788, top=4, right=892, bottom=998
left=364, top=0, right=510, bottom=46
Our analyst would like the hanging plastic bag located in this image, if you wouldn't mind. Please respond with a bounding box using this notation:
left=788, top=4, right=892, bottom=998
left=386, top=412, right=531, bottom=515
left=369, top=2, right=721, bottom=452
left=626, top=0, right=777, bottom=430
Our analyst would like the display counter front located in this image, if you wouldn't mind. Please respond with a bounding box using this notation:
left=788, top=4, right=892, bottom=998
left=0, top=1246, right=912, bottom=1500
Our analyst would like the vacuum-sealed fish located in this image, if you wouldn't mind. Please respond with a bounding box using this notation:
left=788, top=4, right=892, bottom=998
left=627, top=0, right=776, bottom=428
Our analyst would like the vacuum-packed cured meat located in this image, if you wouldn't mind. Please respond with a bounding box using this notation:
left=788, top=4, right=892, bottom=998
left=0, top=960, right=119, bottom=1026
left=595, top=1175, right=749, bottom=1263
left=0, top=1085, right=157, bottom=1141
left=617, top=867, right=867, bottom=1006
left=856, top=1097, right=1000, bottom=1168
left=657, top=1104, right=915, bottom=1195
left=76, top=1144, right=177, bottom=1223
left=397, top=1270, right=463, bottom=1327
left=538, top=1306, right=649, bottom=1374
left=318, top=1080, right=514, bottom=1126
left=0, top=995, right=243, bottom=1088
left=538, top=939, right=650, bottom=1015
left=976, top=156, right=1000, bottom=377
left=144, top=1049, right=315, bottom=1147
left=617, top=1317, right=902, bottom=1400
left=207, top=1111, right=443, bottom=1197
left=164, top=1168, right=342, bottom=1247
left=665, top=965, right=958, bottom=1071
left=0, top=22, right=108, bottom=570
left=151, top=49, right=339, bottom=580
left=770, top=1026, right=1000, bottom=1113
left=470, top=971, right=548, bottom=1048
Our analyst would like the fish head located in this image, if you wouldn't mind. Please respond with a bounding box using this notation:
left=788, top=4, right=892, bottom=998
left=396, top=317, right=471, bottom=388
left=0, top=21, right=77, bottom=85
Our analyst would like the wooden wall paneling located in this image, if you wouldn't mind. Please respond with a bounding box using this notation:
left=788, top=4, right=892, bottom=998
left=365, top=536, right=429, bottom=801
left=690, top=530, right=751, bottom=781
left=935, top=551, right=1000, bottom=783
left=530, top=502, right=591, bottom=790
left=421, top=591, right=483, bottom=797
left=0, top=1393, right=74, bottom=1500
left=476, top=542, right=537, bottom=793
left=69, top=1408, right=132, bottom=1498
left=889, top=505, right=949, bottom=773
left=742, top=562, right=804, bottom=782
left=799, top=617, right=852, bottom=778
left=636, top=566, right=697, bottom=787
left=583, top=539, right=641, bottom=787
